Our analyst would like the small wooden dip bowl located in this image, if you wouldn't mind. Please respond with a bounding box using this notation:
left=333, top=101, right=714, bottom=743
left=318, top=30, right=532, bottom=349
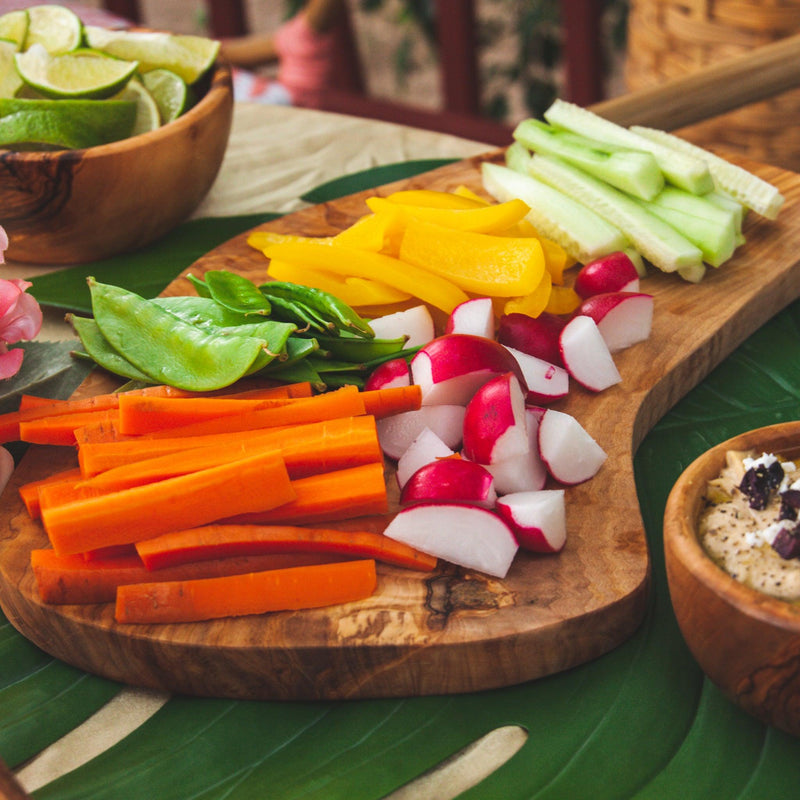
left=664, top=421, right=800, bottom=737
left=0, top=60, right=233, bottom=264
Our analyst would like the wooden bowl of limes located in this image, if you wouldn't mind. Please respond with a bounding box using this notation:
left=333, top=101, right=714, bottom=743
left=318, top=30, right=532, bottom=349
left=0, top=5, right=233, bottom=264
left=663, top=422, right=800, bottom=737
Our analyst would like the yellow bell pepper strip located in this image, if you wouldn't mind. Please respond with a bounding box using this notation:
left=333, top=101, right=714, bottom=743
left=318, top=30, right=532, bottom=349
left=452, top=185, right=491, bottom=206
left=366, top=195, right=531, bottom=235
left=262, top=240, right=469, bottom=313
left=247, top=230, right=334, bottom=251
left=504, top=269, right=552, bottom=317
left=267, top=259, right=411, bottom=307
left=333, top=206, right=406, bottom=255
left=398, top=218, right=546, bottom=297
left=545, top=285, right=582, bottom=315
left=386, top=188, right=485, bottom=209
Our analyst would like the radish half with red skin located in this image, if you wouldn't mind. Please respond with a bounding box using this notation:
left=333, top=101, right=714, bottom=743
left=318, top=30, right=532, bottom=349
left=578, top=292, right=654, bottom=353
left=376, top=405, right=466, bottom=460
left=573, top=251, right=640, bottom=298
left=462, top=372, right=529, bottom=465
left=399, top=458, right=497, bottom=508
left=396, top=427, right=455, bottom=488
left=411, top=334, right=527, bottom=406
left=496, top=312, right=566, bottom=366
left=504, top=345, right=569, bottom=404
left=445, top=297, right=495, bottom=339
left=496, top=489, right=567, bottom=553
left=559, top=315, right=621, bottom=392
left=383, top=503, right=519, bottom=578
left=538, top=408, right=607, bottom=485
left=364, top=357, right=411, bottom=391
left=369, top=305, right=435, bottom=349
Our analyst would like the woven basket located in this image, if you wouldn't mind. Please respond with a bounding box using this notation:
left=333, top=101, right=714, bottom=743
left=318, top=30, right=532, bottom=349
left=625, top=0, right=800, bottom=171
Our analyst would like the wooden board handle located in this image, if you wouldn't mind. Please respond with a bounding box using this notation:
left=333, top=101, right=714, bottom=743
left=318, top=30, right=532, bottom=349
left=591, top=32, right=800, bottom=129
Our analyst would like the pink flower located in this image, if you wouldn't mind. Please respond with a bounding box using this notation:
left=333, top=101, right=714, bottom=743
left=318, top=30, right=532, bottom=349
left=0, top=277, right=43, bottom=379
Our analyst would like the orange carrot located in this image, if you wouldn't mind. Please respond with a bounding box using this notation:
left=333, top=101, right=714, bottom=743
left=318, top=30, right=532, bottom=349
left=114, top=559, right=378, bottom=624
left=18, top=394, right=61, bottom=411
left=136, top=524, right=437, bottom=572
left=19, top=410, right=119, bottom=446
left=37, top=477, right=108, bottom=517
left=42, top=448, right=295, bottom=556
left=74, top=418, right=131, bottom=445
left=141, top=385, right=366, bottom=439
left=19, top=467, right=83, bottom=519
left=225, top=462, right=389, bottom=526
left=360, top=385, right=422, bottom=419
left=31, top=549, right=344, bottom=604
left=81, top=416, right=382, bottom=490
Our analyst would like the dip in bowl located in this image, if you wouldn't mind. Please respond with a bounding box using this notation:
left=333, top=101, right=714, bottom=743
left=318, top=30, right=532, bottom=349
left=664, top=421, right=800, bottom=737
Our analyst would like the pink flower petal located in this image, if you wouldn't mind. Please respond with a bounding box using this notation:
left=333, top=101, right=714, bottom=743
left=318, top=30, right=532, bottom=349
left=0, top=225, right=7, bottom=264
left=0, top=279, right=22, bottom=318
left=0, top=290, right=43, bottom=342
left=0, top=345, right=24, bottom=379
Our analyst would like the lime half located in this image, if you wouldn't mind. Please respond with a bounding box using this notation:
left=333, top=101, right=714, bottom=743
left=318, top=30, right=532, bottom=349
left=0, top=97, right=137, bottom=150
left=84, top=25, right=219, bottom=84
left=0, top=9, right=28, bottom=50
left=142, top=67, right=188, bottom=124
left=24, top=4, right=83, bottom=55
left=15, top=44, right=138, bottom=99
left=115, top=77, right=160, bottom=135
left=0, top=39, right=22, bottom=99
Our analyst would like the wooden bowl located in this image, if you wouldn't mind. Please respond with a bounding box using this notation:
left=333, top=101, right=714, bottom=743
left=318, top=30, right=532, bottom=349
left=0, top=60, right=233, bottom=264
left=664, top=421, right=800, bottom=737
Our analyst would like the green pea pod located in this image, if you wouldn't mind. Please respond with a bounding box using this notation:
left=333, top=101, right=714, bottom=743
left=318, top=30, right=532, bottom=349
left=186, top=273, right=212, bottom=298
left=313, top=333, right=407, bottom=362
left=265, top=358, right=326, bottom=393
left=204, top=270, right=272, bottom=316
left=319, top=373, right=366, bottom=390
left=88, top=279, right=268, bottom=392
left=267, top=295, right=332, bottom=334
left=69, top=314, right=154, bottom=384
left=263, top=336, right=319, bottom=369
left=306, top=356, right=367, bottom=374
left=259, top=281, right=374, bottom=338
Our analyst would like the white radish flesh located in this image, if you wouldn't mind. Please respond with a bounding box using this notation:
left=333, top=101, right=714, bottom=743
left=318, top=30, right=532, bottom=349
left=445, top=297, right=495, bottom=339
left=538, top=408, right=607, bottom=485
left=376, top=405, right=466, bottom=460
left=369, top=305, right=435, bottom=349
left=364, top=357, right=411, bottom=391
left=559, top=315, right=621, bottom=392
left=577, top=292, right=653, bottom=353
left=504, top=345, right=569, bottom=404
left=496, top=490, right=567, bottom=553
left=396, top=427, right=455, bottom=488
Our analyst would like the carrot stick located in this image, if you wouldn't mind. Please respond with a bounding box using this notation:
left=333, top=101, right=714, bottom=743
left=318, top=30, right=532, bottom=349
left=18, top=394, right=61, bottom=411
left=74, top=418, right=131, bottom=445
left=19, top=410, right=119, bottom=446
left=42, top=448, right=296, bottom=556
left=19, top=467, right=83, bottom=519
left=141, top=385, right=366, bottom=439
left=360, top=385, right=422, bottom=419
left=31, top=549, right=344, bottom=604
left=81, top=416, right=382, bottom=489
left=136, top=524, right=438, bottom=572
left=37, top=478, right=109, bottom=517
left=224, top=462, right=389, bottom=526
left=114, top=559, right=378, bottom=624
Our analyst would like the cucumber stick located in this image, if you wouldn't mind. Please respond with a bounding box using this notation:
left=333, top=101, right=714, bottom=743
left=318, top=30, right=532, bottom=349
left=630, top=125, right=784, bottom=219
left=544, top=99, right=714, bottom=195
left=485, top=146, right=629, bottom=263
left=526, top=153, right=703, bottom=273
left=513, top=118, right=665, bottom=200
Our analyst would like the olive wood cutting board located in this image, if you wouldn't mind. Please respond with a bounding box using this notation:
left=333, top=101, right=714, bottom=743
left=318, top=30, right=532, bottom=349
left=1, top=151, right=799, bottom=701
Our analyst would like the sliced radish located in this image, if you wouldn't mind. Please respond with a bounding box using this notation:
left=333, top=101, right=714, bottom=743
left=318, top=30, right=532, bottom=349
left=396, top=427, right=455, bottom=488
left=410, top=334, right=526, bottom=406
left=496, top=311, right=566, bottom=366
left=399, top=458, right=497, bottom=508
left=504, top=345, right=569, bottom=404
left=578, top=292, right=654, bottom=353
left=496, top=490, right=567, bottom=553
left=573, top=251, right=640, bottom=298
left=445, top=297, right=495, bottom=339
left=383, top=503, right=519, bottom=578
left=376, top=405, right=466, bottom=460
left=462, top=372, right=529, bottom=465
left=538, top=408, right=607, bottom=485
left=369, top=305, right=435, bottom=349
left=364, top=357, right=411, bottom=391
left=559, top=315, right=621, bottom=392
left=485, top=405, right=548, bottom=494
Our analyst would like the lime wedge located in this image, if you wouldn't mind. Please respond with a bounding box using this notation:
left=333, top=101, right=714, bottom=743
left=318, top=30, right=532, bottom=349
left=24, top=4, right=83, bottom=55
left=0, top=97, right=137, bottom=150
left=15, top=44, right=138, bottom=99
left=84, top=25, right=219, bottom=84
left=141, top=67, right=188, bottom=123
left=0, top=39, right=22, bottom=99
left=0, top=9, right=28, bottom=49
left=114, top=77, right=160, bottom=134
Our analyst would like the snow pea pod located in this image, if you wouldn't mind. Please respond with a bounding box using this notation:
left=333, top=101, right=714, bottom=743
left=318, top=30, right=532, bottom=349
left=313, top=333, right=407, bottom=362
left=259, top=280, right=374, bottom=338
left=203, top=270, right=272, bottom=316
left=88, top=279, right=268, bottom=392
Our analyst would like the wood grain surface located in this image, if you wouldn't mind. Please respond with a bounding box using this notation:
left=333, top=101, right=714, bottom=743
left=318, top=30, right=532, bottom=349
left=1, top=152, right=799, bottom=701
